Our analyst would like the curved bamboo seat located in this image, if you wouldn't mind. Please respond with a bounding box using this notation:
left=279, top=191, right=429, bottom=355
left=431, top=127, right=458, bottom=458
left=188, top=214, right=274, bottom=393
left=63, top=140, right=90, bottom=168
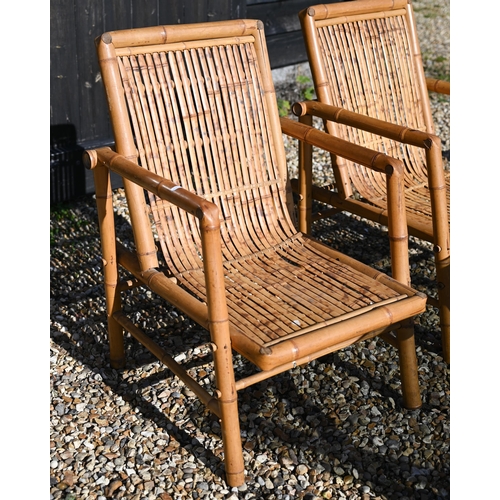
left=86, top=19, right=426, bottom=486
left=294, top=0, right=450, bottom=363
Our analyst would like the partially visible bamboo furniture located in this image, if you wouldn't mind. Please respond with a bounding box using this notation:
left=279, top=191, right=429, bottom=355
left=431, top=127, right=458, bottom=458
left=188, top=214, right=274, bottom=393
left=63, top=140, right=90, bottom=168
left=295, top=0, right=450, bottom=363
left=85, top=19, right=426, bottom=487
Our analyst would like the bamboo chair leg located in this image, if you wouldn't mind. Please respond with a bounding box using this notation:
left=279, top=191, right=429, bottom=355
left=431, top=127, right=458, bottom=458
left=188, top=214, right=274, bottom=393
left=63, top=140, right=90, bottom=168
left=213, top=347, right=244, bottom=486
left=211, top=323, right=245, bottom=486
left=437, top=257, right=450, bottom=363
left=219, top=393, right=245, bottom=487
left=425, top=139, right=450, bottom=364
left=215, top=371, right=245, bottom=486
left=106, top=289, right=125, bottom=369
left=396, top=320, right=422, bottom=409
left=94, top=164, right=126, bottom=369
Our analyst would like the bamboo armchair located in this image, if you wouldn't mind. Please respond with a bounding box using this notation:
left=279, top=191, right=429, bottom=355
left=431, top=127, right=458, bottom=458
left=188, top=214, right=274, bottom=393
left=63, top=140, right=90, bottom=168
left=85, top=19, right=426, bottom=487
left=295, top=0, right=450, bottom=363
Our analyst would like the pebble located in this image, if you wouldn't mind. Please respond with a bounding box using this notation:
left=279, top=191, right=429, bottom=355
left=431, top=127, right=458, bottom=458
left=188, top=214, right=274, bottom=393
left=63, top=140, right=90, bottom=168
left=50, top=1, right=449, bottom=498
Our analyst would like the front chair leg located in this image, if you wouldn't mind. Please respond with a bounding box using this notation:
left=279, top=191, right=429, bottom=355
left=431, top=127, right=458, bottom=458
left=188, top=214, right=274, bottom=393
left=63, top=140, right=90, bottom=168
left=218, top=390, right=245, bottom=487
left=212, top=330, right=245, bottom=486
left=93, top=162, right=126, bottom=369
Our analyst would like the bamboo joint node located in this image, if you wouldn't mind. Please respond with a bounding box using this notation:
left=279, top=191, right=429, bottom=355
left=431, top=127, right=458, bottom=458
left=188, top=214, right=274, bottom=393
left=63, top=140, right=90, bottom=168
left=101, top=33, right=112, bottom=45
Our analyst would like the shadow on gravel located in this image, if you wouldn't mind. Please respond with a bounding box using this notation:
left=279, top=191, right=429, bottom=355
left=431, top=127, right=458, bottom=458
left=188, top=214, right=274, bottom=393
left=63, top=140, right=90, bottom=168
left=50, top=193, right=448, bottom=498
left=236, top=364, right=449, bottom=499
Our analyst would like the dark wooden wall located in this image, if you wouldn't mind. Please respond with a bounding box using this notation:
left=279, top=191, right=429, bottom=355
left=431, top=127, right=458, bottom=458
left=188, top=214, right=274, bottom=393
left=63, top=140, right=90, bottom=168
left=50, top=0, right=343, bottom=203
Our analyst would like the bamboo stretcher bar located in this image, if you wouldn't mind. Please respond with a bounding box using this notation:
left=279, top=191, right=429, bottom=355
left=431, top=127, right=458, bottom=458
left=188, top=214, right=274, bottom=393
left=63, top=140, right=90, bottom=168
left=113, top=311, right=221, bottom=417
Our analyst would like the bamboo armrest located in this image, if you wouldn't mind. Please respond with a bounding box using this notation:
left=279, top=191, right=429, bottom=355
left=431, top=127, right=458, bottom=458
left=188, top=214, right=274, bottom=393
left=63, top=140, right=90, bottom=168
left=85, top=147, right=218, bottom=222
left=291, top=101, right=440, bottom=151
left=426, top=77, right=450, bottom=95
left=85, top=146, right=231, bottom=339
left=281, top=116, right=405, bottom=176
left=288, top=102, right=447, bottom=211
left=281, top=116, right=411, bottom=285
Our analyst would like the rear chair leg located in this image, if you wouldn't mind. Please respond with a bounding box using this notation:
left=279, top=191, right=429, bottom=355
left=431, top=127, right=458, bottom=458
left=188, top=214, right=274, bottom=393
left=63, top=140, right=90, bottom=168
left=396, top=320, right=422, bottom=409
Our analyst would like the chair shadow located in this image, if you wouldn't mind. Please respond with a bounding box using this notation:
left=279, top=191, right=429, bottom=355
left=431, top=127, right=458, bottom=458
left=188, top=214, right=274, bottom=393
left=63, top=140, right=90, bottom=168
left=50, top=193, right=226, bottom=479
left=234, top=353, right=448, bottom=499
left=51, top=192, right=448, bottom=496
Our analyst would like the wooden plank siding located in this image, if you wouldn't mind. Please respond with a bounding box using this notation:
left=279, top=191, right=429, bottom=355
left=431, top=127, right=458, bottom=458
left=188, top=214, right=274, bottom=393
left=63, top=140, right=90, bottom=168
left=50, top=0, right=343, bottom=202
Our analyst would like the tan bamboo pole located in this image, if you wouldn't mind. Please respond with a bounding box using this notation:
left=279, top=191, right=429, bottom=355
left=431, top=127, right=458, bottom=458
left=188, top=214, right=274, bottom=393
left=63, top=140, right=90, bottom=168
left=385, top=155, right=410, bottom=287
left=299, top=6, right=351, bottom=199
left=91, top=162, right=125, bottom=369
left=425, top=137, right=450, bottom=363
left=306, top=0, right=407, bottom=20
left=96, top=35, right=159, bottom=272
left=280, top=117, right=407, bottom=184
left=383, top=149, right=422, bottom=408
left=292, top=100, right=440, bottom=150
left=426, top=78, right=450, bottom=95
left=199, top=202, right=245, bottom=487
left=102, top=19, right=260, bottom=49
left=395, top=318, right=422, bottom=409
left=253, top=21, right=288, bottom=187
left=85, top=148, right=218, bottom=218
left=297, top=113, right=313, bottom=233
left=437, top=257, right=450, bottom=362
left=262, top=295, right=425, bottom=375
left=405, top=0, right=435, bottom=132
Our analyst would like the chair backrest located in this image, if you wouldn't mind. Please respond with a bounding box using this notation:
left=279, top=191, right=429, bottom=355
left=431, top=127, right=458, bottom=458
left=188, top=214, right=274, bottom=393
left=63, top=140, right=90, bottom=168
left=95, top=20, right=296, bottom=275
left=299, top=0, right=434, bottom=198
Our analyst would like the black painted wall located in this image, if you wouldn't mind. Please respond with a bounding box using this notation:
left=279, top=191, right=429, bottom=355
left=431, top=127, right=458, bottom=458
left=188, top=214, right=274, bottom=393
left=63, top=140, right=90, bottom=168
left=50, top=0, right=343, bottom=202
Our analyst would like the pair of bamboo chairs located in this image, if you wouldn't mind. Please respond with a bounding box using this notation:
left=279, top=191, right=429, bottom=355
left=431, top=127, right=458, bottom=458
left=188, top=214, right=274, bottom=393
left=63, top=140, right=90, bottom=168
left=293, top=0, right=450, bottom=363
left=84, top=0, right=445, bottom=486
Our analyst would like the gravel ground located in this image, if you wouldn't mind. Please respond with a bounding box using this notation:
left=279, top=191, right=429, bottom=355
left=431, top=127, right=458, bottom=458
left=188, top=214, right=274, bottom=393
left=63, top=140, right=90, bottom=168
left=49, top=1, right=450, bottom=499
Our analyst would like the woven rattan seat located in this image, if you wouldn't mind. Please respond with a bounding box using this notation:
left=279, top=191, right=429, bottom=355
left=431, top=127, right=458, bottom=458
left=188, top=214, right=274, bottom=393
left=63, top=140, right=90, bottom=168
left=85, top=19, right=426, bottom=486
left=295, top=0, right=450, bottom=363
